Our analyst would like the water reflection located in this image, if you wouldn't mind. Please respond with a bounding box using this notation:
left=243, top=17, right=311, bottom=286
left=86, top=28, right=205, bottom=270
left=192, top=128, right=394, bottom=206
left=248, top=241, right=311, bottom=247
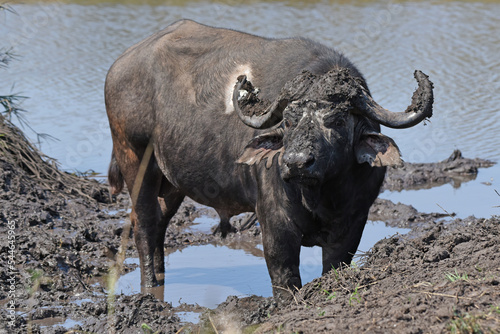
left=12, top=0, right=500, bottom=5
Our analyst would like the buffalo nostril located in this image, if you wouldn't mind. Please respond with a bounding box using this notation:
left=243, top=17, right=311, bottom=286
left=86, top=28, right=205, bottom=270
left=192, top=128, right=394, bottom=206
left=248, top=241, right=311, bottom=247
left=303, top=155, right=315, bottom=168
left=284, top=152, right=315, bottom=169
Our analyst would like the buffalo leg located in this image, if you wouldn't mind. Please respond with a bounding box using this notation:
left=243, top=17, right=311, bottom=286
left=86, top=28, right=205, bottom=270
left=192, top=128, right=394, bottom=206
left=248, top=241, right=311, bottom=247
left=259, top=214, right=303, bottom=301
left=112, top=142, right=164, bottom=288
left=213, top=210, right=236, bottom=238
left=131, top=167, right=164, bottom=287
left=155, top=178, right=184, bottom=282
left=321, top=215, right=367, bottom=273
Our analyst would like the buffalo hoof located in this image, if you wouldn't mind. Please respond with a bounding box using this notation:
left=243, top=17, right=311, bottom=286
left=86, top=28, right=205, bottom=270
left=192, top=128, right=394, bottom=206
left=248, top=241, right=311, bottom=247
left=212, top=223, right=237, bottom=238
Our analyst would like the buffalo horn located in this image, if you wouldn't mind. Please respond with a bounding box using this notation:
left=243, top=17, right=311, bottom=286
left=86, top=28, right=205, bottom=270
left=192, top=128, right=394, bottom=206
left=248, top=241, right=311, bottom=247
left=357, top=70, right=434, bottom=129
left=233, top=75, right=286, bottom=129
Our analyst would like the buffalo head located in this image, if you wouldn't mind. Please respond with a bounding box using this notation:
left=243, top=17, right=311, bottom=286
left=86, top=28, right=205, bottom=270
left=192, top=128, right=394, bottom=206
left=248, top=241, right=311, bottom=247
left=235, top=68, right=433, bottom=186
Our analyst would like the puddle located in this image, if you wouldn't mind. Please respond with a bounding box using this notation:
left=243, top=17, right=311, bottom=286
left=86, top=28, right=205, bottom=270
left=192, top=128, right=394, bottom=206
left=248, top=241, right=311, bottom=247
left=190, top=215, right=218, bottom=234
left=31, top=317, right=83, bottom=329
left=381, top=164, right=500, bottom=218
left=72, top=298, right=93, bottom=306
left=115, top=221, right=409, bottom=308
left=177, top=311, right=201, bottom=324
left=102, top=207, right=131, bottom=216
left=116, top=245, right=271, bottom=308
left=103, top=209, right=120, bottom=216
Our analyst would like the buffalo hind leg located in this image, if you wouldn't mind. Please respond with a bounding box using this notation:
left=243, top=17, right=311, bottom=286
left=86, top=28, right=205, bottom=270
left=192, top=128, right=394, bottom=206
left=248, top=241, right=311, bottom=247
left=155, top=177, right=184, bottom=283
left=113, top=142, right=164, bottom=288
left=132, top=169, right=164, bottom=287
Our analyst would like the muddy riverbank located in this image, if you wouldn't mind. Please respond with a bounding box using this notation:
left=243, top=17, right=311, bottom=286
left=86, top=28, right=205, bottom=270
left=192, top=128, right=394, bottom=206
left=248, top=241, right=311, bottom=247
left=0, top=117, right=498, bottom=333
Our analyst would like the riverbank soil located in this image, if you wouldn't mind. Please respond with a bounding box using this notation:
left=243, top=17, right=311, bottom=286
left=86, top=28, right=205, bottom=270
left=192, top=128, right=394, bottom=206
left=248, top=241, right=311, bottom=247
left=0, top=115, right=498, bottom=333
left=245, top=217, right=500, bottom=333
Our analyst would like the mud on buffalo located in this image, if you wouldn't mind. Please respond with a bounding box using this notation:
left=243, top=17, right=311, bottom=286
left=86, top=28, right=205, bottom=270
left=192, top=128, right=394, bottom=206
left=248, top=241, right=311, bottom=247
left=105, top=19, right=434, bottom=300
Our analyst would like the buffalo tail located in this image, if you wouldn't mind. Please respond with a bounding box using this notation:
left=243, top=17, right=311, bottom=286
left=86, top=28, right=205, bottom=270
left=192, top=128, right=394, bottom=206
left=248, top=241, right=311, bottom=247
left=108, top=151, right=124, bottom=195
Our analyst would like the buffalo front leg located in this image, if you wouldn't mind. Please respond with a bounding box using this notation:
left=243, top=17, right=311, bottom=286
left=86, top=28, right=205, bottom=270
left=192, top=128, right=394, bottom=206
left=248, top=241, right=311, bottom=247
left=321, top=215, right=367, bottom=274
left=259, top=214, right=303, bottom=301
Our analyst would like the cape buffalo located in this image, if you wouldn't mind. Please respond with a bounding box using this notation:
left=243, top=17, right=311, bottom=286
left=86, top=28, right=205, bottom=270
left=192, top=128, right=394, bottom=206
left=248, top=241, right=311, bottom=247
left=105, top=19, right=433, bottom=300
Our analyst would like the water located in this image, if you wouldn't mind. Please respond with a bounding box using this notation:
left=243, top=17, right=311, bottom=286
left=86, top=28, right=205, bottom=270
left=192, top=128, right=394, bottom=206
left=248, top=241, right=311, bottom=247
left=37, top=317, right=83, bottom=329
left=115, top=220, right=408, bottom=308
left=190, top=215, right=219, bottom=234
left=116, top=244, right=271, bottom=308
left=1, top=1, right=498, bottom=211
left=1, top=0, right=499, bottom=308
left=381, top=163, right=500, bottom=218
left=177, top=311, right=200, bottom=324
left=1, top=1, right=499, bottom=173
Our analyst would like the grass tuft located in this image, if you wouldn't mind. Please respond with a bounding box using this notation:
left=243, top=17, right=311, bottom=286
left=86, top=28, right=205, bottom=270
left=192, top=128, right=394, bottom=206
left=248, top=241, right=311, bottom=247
left=322, top=289, right=336, bottom=301
left=445, top=269, right=469, bottom=282
left=349, top=285, right=362, bottom=306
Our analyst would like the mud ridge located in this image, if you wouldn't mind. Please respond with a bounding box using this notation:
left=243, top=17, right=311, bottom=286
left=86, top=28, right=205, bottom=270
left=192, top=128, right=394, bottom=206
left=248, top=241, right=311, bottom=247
left=383, top=149, right=495, bottom=191
left=248, top=217, right=499, bottom=333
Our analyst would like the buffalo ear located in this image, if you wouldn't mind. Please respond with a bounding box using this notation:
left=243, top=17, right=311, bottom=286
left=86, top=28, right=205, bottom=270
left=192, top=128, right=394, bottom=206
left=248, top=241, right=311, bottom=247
left=355, top=133, right=403, bottom=167
left=237, top=131, right=284, bottom=169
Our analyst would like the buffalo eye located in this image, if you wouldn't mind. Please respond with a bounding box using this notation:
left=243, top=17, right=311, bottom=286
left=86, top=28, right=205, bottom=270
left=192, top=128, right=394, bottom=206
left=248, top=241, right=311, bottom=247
left=333, top=119, right=345, bottom=127
left=324, top=114, right=346, bottom=128
left=284, top=118, right=292, bottom=128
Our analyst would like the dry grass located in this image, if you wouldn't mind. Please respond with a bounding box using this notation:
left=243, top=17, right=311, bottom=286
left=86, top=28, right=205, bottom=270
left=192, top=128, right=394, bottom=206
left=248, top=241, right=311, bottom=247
left=0, top=113, right=109, bottom=202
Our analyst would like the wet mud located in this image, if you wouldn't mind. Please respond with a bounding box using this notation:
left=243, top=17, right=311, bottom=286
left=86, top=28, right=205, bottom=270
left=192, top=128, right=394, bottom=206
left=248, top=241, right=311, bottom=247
left=250, top=217, right=499, bottom=333
left=0, top=119, right=498, bottom=333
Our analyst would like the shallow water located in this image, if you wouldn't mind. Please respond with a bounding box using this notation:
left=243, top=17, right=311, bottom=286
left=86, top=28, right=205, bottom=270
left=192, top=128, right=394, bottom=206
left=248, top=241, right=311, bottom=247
left=381, top=163, right=500, bottom=218
left=115, top=220, right=409, bottom=308
left=35, top=317, right=83, bottom=329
